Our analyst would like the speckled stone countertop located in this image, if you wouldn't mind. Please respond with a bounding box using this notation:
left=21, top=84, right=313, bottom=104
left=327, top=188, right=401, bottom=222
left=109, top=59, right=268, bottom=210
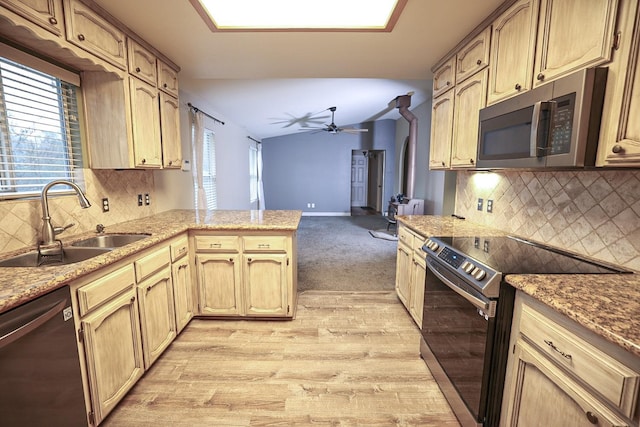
left=0, top=209, right=301, bottom=314
left=398, top=215, right=640, bottom=358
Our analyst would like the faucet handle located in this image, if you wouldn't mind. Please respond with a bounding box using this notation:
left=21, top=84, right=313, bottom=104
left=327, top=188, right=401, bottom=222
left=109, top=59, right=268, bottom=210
left=96, top=224, right=105, bottom=234
left=54, top=223, right=75, bottom=235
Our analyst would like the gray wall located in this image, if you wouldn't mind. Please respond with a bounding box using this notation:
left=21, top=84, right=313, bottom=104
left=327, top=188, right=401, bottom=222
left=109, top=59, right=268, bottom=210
left=262, top=120, right=396, bottom=214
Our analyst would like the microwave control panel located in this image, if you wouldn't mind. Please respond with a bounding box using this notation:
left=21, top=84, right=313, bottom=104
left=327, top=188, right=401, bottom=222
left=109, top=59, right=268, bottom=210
left=549, top=92, right=576, bottom=154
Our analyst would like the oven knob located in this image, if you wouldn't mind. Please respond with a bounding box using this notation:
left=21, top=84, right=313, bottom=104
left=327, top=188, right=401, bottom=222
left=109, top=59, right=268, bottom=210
left=462, top=261, right=474, bottom=274
left=474, top=269, right=487, bottom=281
left=430, top=242, right=439, bottom=251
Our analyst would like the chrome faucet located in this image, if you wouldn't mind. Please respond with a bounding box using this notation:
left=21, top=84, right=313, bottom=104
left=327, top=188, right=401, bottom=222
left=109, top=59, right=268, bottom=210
left=40, top=180, right=91, bottom=247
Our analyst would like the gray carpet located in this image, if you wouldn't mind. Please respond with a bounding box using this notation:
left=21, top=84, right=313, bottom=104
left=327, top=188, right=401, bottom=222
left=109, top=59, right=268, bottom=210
left=297, top=216, right=398, bottom=292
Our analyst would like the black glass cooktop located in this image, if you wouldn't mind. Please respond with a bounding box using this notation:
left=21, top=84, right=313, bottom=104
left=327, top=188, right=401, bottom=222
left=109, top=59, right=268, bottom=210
left=433, top=235, right=629, bottom=275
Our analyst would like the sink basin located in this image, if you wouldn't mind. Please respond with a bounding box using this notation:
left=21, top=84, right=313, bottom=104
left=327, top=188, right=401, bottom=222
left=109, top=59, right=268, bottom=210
left=71, top=233, right=151, bottom=249
left=0, top=247, right=112, bottom=267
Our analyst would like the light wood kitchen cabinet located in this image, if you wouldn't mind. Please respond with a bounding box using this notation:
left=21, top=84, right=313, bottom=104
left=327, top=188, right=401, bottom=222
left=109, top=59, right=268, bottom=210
left=451, top=68, right=488, bottom=168
left=77, top=269, right=144, bottom=426
left=63, top=0, right=127, bottom=70
left=432, top=57, right=456, bottom=98
left=487, top=0, right=539, bottom=105
left=532, top=0, right=619, bottom=88
left=243, top=252, right=290, bottom=317
left=597, top=0, right=640, bottom=166
left=160, top=91, right=182, bottom=168
left=395, top=224, right=427, bottom=327
left=0, top=0, right=64, bottom=35
left=170, top=235, right=193, bottom=333
left=501, top=292, right=640, bottom=426
left=456, top=27, right=491, bottom=84
left=196, top=253, right=243, bottom=316
left=157, top=59, right=179, bottom=97
left=127, top=38, right=157, bottom=86
left=129, top=76, right=162, bottom=168
left=429, top=91, right=454, bottom=169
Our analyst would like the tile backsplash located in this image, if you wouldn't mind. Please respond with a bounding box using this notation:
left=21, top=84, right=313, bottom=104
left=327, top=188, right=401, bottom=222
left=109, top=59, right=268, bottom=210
left=456, top=170, right=640, bottom=272
left=0, top=169, right=157, bottom=254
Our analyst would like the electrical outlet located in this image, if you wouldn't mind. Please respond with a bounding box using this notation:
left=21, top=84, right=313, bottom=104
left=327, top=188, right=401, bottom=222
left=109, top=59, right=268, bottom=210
left=144, top=194, right=150, bottom=205
left=307, top=203, right=311, bottom=208
left=311, top=203, right=315, bottom=208
left=477, top=198, right=484, bottom=211
left=102, top=198, right=109, bottom=212
left=137, top=194, right=143, bottom=206
left=487, top=199, right=493, bottom=213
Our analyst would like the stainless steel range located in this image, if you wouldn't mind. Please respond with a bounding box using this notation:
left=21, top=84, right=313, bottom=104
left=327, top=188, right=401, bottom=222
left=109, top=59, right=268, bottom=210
left=420, top=235, right=629, bottom=427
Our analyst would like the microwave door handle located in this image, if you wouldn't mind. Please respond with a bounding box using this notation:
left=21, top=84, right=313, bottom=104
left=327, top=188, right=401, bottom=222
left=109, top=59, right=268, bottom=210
left=530, top=101, right=554, bottom=157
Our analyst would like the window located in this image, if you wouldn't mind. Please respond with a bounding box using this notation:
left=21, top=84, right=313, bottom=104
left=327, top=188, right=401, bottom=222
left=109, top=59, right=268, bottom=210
left=195, top=128, right=217, bottom=210
left=0, top=52, right=83, bottom=200
left=249, top=145, right=258, bottom=204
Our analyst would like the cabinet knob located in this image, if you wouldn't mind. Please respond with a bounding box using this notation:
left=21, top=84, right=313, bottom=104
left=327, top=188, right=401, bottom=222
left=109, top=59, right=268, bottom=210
left=135, top=67, right=141, bottom=73
left=130, top=296, right=135, bottom=303
left=470, top=158, right=474, bottom=164
left=446, top=81, right=451, bottom=86
left=78, top=34, right=85, bottom=41
left=536, top=73, right=545, bottom=81
left=141, top=158, right=146, bottom=164
left=163, top=83, right=168, bottom=88
left=612, top=144, right=623, bottom=154
left=49, top=17, right=58, bottom=25
left=247, top=258, right=252, bottom=263
left=515, top=83, right=522, bottom=91
left=229, top=258, right=233, bottom=262
left=476, top=59, right=482, bottom=65
left=168, top=160, right=173, bottom=166
left=585, top=411, right=598, bottom=424
left=441, top=161, right=445, bottom=166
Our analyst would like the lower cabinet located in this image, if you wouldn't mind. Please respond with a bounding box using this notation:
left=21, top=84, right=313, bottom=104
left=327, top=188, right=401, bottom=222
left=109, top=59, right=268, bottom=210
left=170, top=235, right=193, bottom=333
left=394, top=223, right=427, bottom=327
left=243, top=252, right=289, bottom=317
left=501, top=292, right=640, bottom=426
left=196, top=253, right=243, bottom=316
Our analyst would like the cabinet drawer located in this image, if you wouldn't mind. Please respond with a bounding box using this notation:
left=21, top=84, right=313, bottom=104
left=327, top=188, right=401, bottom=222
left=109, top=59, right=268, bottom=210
left=243, top=236, right=287, bottom=252
left=520, top=303, right=640, bottom=416
left=413, top=233, right=426, bottom=254
left=397, top=226, right=415, bottom=247
left=134, top=246, right=170, bottom=282
left=194, top=235, right=240, bottom=252
left=170, top=236, right=189, bottom=261
left=77, top=264, right=135, bottom=316
left=127, top=38, right=157, bottom=85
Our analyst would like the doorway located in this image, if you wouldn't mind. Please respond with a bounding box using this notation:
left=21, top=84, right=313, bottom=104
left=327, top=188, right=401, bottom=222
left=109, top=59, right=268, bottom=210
left=350, top=150, right=385, bottom=215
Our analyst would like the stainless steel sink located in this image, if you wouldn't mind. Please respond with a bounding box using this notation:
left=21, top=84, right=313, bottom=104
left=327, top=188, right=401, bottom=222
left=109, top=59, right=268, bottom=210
left=71, top=233, right=151, bottom=249
left=0, top=247, right=112, bottom=267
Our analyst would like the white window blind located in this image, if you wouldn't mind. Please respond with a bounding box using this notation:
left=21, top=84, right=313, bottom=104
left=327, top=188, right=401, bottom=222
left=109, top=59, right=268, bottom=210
left=0, top=55, right=83, bottom=199
left=197, top=128, right=217, bottom=210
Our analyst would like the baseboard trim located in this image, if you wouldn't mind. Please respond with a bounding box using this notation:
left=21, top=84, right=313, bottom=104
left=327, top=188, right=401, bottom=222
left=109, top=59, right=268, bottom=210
left=302, top=212, right=350, bottom=216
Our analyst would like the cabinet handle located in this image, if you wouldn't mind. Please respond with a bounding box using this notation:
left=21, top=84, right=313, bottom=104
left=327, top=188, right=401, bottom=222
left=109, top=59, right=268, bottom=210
left=612, top=144, right=623, bottom=154
left=515, top=83, right=522, bottom=91
left=536, top=73, right=545, bottom=81
left=257, top=243, right=270, bottom=248
left=543, top=339, right=572, bottom=360
left=476, top=59, right=482, bottom=65
left=49, top=17, right=58, bottom=25
left=77, top=34, right=85, bottom=41
left=585, top=411, right=598, bottom=424
left=135, top=67, right=141, bottom=73
left=209, top=243, right=221, bottom=248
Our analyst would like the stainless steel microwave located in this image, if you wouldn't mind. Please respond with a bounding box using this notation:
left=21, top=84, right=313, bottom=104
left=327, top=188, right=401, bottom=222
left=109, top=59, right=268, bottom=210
left=476, top=67, right=607, bottom=169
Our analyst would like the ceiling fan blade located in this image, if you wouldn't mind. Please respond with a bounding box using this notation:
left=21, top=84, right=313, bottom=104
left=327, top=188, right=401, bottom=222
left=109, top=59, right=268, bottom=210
left=341, top=128, right=369, bottom=134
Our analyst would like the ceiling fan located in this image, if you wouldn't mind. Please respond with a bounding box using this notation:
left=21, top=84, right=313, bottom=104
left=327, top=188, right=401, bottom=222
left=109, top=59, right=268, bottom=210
left=300, top=107, right=369, bottom=134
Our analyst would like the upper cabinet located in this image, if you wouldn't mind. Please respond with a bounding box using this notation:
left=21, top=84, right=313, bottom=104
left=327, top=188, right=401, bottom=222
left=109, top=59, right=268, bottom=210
left=429, top=91, right=454, bottom=169
left=63, top=0, right=127, bottom=70
left=128, top=39, right=157, bottom=86
left=0, top=0, right=65, bottom=36
left=597, top=0, right=640, bottom=166
left=158, top=59, right=179, bottom=98
left=487, top=0, right=539, bottom=105
left=533, top=0, right=619, bottom=87
left=456, top=27, right=491, bottom=84
left=451, top=69, right=488, bottom=168
left=432, top=57, right=456, bottom=98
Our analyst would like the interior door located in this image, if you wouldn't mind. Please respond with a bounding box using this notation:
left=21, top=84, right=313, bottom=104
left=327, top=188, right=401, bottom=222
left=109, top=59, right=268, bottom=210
left=350, top=152, right=368, bottom=207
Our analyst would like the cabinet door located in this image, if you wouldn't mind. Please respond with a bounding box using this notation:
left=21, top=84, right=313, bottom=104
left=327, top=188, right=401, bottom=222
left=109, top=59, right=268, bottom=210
left=456, top=27, right=491, bottom=84
left=63, top=0, right=127, bottom=69
left=157, top=59, right=179, bottom=97
left=488, top=0, right=539, bottom=105
left=172, top=259, right=193, bottom=333
left=502, top=340, right=629, bottom=427
left=0, top=0, right=64, bottom=35
left=533, top=0, right=619, bottom=87
left=128, top=38, right=157, bottom=86
left=429, top=91, right=454, bottom=169
left=129, top=76, right=162, bottom=168
left=196, top=253, right=243, bottom=316
left=159, top=91, right=182, bottom=168
left=432, top=57, right=455, bottom=98
left=242, top=253, right=290, bottom=317
left=408, top=254, right=426, bottom=327
left=81, top=288, right=144, bottom=425
left=395, top=241, right=412, bottom=307
left=137, top=266, right=176, bottom=369
left=451, top=69, right=488, bottom=168
left=597, top=0, right=640, bottom=166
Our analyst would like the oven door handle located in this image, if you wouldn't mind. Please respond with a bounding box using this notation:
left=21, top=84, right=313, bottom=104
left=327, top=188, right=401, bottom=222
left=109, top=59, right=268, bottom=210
left=427, top=258, right=492, bottom=313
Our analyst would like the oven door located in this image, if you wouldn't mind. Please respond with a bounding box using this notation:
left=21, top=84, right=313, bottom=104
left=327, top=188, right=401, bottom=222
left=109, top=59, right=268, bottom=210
left=421, top=256, right=496, bottom=425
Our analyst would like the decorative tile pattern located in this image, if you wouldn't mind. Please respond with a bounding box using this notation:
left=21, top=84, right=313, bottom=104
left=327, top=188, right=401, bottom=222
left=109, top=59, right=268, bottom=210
left=456, top=170, right=640, bottom=271
left=0, top=169, right=157, bottom=254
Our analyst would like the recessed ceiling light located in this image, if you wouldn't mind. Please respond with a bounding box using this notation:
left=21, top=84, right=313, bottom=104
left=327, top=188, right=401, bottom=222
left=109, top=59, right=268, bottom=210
left=190, top=0, right=407, bottom=32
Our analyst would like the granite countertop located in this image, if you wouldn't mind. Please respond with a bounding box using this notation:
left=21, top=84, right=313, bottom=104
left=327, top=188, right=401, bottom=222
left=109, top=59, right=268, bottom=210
left=0, top=209, right=302, bottom=314
left=398, top=215, right=640, bottom=358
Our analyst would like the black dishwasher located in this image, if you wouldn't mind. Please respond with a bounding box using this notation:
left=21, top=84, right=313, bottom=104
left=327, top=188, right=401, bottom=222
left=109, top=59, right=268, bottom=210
left=0, top=286, right=87, bottom=426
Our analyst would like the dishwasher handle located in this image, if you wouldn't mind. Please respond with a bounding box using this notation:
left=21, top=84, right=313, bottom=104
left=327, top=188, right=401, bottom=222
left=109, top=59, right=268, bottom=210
left=0, top=298, right=67, bottom=350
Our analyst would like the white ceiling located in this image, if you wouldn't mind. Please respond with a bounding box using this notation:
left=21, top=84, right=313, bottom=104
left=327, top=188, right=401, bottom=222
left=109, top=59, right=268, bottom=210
left=93, top=0, right=503, bottom=139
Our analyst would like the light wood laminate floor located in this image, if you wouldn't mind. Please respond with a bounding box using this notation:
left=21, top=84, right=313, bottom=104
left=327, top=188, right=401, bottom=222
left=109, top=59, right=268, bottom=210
left=103, top=291, right=460, bottom=426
